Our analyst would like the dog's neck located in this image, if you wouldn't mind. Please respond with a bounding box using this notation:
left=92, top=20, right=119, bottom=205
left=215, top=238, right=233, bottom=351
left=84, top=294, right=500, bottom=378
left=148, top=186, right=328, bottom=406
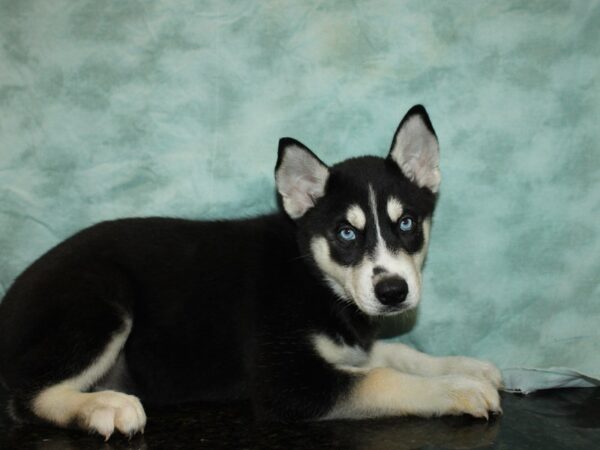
left=330, top=300, right=379, bottom=351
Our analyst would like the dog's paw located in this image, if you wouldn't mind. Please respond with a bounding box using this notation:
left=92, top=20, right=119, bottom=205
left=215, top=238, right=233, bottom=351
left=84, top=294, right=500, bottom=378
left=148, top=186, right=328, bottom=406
left=77, top=391, right=146, bottom=440
left=441, top=356, right=503, bottom=389
left=437, top=375, right=502, bottom=419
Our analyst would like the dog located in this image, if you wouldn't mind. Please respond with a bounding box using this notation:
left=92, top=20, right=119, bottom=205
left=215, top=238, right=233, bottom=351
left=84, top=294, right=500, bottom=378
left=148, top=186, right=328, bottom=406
left=0, top=105, right=502, bottom=440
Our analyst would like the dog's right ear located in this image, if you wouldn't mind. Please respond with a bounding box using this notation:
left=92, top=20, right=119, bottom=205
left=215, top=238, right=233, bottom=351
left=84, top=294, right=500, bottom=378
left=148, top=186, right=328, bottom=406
left=275, top=138, right=330, bottom=219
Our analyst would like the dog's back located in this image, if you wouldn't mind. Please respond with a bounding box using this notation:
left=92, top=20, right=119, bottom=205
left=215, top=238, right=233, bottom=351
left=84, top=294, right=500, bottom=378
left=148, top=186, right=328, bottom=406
left=0, top=215, right=293, bottom=402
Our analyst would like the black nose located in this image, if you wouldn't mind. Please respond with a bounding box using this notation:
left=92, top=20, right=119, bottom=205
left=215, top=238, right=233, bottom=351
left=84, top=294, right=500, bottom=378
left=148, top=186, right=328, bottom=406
left=375, top=277, right=408, bottom=306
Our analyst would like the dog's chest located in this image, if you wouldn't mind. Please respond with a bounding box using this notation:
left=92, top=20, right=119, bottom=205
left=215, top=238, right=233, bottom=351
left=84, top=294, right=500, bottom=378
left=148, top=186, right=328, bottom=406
left=312, top=334, right=370, bottom=370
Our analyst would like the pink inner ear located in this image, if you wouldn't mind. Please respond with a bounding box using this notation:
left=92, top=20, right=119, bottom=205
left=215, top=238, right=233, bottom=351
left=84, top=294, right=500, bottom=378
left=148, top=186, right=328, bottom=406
left=293, top=174, right=326, bottom=208
left=291, top=187, right=314, bottom=208
left=390, top=116, right=440, bottom=193
left=276, top=150, right=330, bottom=218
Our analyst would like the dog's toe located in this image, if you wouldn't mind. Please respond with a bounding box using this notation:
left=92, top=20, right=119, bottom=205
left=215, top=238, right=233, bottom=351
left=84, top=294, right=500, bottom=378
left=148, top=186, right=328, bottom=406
left=78, top=391, right=146, bottom=440
left=439, top=375, right=501, bottom=419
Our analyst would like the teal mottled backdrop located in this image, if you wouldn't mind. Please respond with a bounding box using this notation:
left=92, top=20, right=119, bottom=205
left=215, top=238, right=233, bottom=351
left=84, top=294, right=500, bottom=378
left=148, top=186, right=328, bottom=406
left=0, top=0, right=599, bottom=391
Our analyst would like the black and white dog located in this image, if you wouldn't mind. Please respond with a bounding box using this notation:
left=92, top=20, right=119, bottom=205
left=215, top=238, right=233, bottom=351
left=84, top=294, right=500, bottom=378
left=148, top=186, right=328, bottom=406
left=0, top=105, right=501, bottom=439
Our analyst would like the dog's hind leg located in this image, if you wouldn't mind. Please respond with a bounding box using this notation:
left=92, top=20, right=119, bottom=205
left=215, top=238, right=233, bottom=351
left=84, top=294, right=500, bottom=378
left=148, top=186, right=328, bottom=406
left=0, top=267, right=146, bottom=440
left=30, top=317, right=146, bottom=440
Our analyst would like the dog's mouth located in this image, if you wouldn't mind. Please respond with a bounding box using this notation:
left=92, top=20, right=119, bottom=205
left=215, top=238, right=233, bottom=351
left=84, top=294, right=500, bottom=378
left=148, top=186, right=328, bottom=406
left=376, top=301, right=417, bottom=316
left=351, top=293, right=418, bottom=317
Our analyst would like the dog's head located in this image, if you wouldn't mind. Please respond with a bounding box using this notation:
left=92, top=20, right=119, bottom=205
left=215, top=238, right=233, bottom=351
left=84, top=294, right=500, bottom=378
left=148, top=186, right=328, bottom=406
left=275, top=105, right=440, bottom=316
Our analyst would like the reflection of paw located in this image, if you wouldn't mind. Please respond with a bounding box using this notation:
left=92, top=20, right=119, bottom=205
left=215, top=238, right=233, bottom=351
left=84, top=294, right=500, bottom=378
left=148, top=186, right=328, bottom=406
left=442, top=356, right=503, bottom=389
left=439, top=375, right=502, bottom=419
left=77, top=391, right=146, bottom=440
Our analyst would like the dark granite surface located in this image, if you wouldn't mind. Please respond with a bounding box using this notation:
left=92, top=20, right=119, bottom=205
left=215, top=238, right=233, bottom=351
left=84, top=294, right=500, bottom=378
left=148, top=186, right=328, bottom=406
left=1, top=387, right=599, bottom=449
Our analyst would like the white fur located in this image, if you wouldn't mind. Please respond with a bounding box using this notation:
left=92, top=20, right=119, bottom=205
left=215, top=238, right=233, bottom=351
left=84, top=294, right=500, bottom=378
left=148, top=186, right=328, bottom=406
left=326, top=369, right=501, bottom=420
left=390, top=115, right=440, bottom=193
left=32, top=318, right=146, bottom=440
left=310, top=236, right=380, bottom=315
left=369, top=185, right=422, bottom=312
left=368, top=185, right=383, bottom=245
left=310, top=234, right=422, bottom=316
left=310, top=237, right=350, bottom=301
left=367, top=342, right=502, bottom=388
left=346, top=204, right=366, bottom=230
left=386, top=197, right=404, bottom=223
left=313, top=338, right=503, bottom=420
left=372, top=242, right=421, bottom=310
left=312, top=334, right=368, bottom=372
left=309, top=186, right=430, bottom=316
left=275, top=144, right=329, bottom=219
left=312, top=337, right=502, bottom=389
left=413, top=218, right=431, bottom=270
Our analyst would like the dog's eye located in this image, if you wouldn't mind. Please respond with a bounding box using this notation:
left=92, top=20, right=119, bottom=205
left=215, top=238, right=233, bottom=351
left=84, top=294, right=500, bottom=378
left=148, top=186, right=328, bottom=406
left=338, top=226, right=357, bottom=241
left=398, top=216, right=415, bottom=232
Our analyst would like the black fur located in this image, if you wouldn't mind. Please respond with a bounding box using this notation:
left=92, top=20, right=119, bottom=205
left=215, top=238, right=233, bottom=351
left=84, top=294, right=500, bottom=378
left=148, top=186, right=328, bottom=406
left=307, top=156, right=436, bottom=267
left=0, top=105, right=439, bottom=424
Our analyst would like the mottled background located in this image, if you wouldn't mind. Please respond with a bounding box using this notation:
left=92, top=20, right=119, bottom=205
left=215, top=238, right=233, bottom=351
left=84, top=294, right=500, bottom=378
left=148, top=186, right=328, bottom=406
left=0, top=0, right=598, bottom=391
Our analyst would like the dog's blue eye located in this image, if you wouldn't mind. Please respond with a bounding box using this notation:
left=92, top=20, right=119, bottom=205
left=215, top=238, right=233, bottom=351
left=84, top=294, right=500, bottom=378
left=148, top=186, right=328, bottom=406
left=399, top=216, right=415, bottom=232
left=338, top=227, right=357, bottom=241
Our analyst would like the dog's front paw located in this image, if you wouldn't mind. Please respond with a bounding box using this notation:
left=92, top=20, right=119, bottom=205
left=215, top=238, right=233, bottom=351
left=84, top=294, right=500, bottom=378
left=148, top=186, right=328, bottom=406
left=441, top=356, right=503, bottom=389
left=437, top=375, right=502, bottom=419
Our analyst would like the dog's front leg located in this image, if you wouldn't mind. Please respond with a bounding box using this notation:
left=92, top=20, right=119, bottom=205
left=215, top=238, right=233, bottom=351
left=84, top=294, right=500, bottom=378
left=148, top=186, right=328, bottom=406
left=327, top=367, right=501, bottom=420
left=367, top=342, right=503, bottom=389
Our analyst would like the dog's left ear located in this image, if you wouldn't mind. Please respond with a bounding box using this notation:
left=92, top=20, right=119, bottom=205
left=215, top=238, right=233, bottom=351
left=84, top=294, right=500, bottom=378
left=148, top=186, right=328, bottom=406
left=388, top=105, right=441, bottom=193
left=275, top=138, right=330, bottom=219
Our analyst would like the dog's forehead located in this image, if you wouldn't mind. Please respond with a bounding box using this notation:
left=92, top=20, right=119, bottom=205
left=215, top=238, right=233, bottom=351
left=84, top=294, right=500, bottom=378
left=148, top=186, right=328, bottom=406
left=326, top=156, right=436, bottom=218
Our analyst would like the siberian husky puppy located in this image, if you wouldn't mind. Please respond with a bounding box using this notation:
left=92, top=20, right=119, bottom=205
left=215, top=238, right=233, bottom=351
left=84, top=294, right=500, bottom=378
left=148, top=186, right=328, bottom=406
left=0, top=105, right=501, bottom=439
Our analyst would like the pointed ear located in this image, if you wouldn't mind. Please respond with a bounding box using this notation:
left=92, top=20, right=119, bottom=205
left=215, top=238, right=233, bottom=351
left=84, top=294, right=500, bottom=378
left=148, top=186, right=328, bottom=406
left=275, top=138, right=330, bottom=219
left=388, top=105, right=441, bottom=193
